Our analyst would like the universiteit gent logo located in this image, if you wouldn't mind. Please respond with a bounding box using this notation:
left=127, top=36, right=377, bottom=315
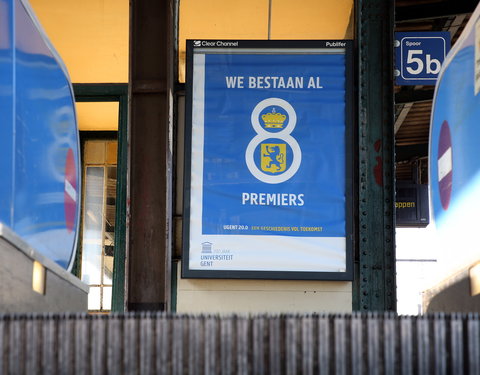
left=245, top=98, right=301, bottom=184
left=201, top=242, right=212, bottom=253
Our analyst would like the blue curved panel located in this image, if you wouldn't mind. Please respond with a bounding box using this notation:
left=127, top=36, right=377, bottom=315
left=429, top=5, right=480, bottom=270
left=0, top=0, right=80, bottom=270
left=0, top=0, right=14, bottom=226
left=430, top=14, right=480, bottom=224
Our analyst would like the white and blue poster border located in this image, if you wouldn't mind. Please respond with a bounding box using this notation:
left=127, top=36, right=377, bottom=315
left=183, top=40, right=354, bottom=280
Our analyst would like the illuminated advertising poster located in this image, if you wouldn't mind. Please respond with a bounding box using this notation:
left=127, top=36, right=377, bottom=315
left=183, top=40, right=353, bottom=280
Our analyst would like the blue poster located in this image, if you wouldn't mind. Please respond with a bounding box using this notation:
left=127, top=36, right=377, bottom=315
left=185, top=41, right=352, bottom=278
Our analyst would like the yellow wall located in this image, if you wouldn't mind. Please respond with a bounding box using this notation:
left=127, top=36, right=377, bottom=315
left=76, top=102, right=119, bottom=131
left=177, top=264, right=352, bottom=314
left=29, top=0, right=128, bottom=130
left=179, top=0, right=354, bottom=82
left=30, top=0, right=128, bottom=83
left=30, top=0, right=353, bottom=127
left=32, top=0, right=353, bottom=84
left=270, top=0, right=353, bottom=39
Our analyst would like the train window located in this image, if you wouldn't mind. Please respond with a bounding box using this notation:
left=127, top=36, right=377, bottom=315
left=80, top=140, right=118, bottom=312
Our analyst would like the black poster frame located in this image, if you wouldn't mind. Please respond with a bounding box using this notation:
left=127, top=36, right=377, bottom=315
left=182, top=40, right=354, bottom=281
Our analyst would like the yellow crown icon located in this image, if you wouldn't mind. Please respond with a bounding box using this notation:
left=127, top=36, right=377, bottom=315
left=261, top=108, right=286, bottom=128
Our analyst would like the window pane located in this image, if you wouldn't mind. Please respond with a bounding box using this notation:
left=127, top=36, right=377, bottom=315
left=81, top=167, right=105, bottom=285
left=88, top=286, right=101, bottom=310
left=103, top=166, right=116, bottom=285
left=81, top=141, right=118, bottom=312
left=102, top=286, right=112, bottom=311
left=106, top=141, right=118, bottom=164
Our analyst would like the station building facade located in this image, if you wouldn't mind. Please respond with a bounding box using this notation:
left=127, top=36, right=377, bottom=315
left=30, top=0, right=396, bottom=313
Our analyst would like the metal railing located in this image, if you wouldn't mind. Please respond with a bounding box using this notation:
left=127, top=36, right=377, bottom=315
left=0, top=312, right=479, bottom=374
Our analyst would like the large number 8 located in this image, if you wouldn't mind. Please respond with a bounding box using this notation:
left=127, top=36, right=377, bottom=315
left=245, top=98, right=302, bottom=184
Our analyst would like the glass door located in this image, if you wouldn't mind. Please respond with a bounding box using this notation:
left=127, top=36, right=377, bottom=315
left=80, top=140, right=117, bottom=312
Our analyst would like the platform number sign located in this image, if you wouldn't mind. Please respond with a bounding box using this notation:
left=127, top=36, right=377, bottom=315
left=395, top=32, right=450, bottom=85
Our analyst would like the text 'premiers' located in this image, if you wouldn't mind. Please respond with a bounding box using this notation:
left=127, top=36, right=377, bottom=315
left=242, top=192, right=304, bottom=206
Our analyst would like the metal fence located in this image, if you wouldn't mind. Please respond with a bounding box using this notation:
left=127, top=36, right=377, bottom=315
left=0, top=312, right=479, bottom=374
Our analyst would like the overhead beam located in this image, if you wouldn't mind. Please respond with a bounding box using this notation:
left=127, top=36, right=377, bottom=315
left=394, top=103, right=413, bottom=134
left=73, top=83, right=128, bottom=102
left=396, top=1, right=477, bottom=23
left=395, top=89, right=434, bottom=104
left=447, top=15, right=467, bottom=39
left=396, top=144, right=429, bottom=162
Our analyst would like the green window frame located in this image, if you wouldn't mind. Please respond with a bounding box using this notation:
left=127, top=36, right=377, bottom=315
left=73, top=83, right=128, bottom=312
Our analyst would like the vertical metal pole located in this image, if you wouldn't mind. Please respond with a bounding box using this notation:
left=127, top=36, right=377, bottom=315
left=127, top=0, right=174, bottom=311
left=354, top=0, right=396, bottom=311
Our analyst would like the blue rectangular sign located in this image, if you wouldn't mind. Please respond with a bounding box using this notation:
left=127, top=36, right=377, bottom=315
left=395, top=32, right=451, bottom=85
left=183, top=40, right=353, bottom=280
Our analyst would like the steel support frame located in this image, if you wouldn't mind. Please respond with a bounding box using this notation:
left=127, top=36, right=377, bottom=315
left=127, top=0, right=174, bottom=311
left=396, top=1, right=477, bottom=23
left=354, top=0, right=396, bottom=311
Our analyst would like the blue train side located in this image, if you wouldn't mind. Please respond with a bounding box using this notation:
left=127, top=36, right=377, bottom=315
left=0, top=0, right=80, bottom=270
left=429, top=5, right=480, bottom=274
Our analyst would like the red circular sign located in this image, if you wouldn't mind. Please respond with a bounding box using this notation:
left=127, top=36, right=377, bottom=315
left=64, top=148, right=77, bottom=232
left=438, top=120, right=452, bottom=210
